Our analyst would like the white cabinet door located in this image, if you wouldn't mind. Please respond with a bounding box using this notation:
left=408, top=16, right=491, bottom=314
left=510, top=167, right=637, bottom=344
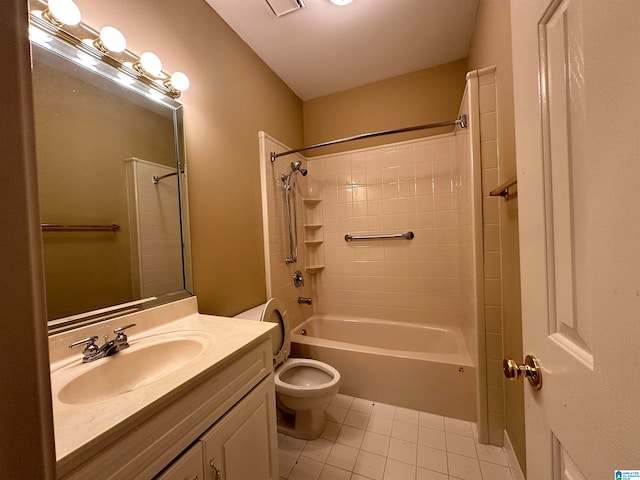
left=511, top=1, right=640, bottom=478
left=155, top=443, right=204, bottom=480
left=201, top=374, right=278, bottom=480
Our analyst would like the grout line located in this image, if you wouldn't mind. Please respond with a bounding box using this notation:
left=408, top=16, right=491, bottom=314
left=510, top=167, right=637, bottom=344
left=278, top=395, right=516, bottom=480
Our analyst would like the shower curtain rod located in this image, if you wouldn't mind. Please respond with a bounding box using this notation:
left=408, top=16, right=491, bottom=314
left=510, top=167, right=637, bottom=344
left=270, top=115, right=467, bottom=162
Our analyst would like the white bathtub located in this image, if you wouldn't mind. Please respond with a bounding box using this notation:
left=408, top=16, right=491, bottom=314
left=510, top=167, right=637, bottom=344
left=290, top=315, right=476, bottom=421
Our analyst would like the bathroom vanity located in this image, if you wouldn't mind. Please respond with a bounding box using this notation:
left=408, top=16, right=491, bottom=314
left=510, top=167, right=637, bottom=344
left=49, top=297, right=279, bottom=480
left=30, top=6, right=282, bottom=477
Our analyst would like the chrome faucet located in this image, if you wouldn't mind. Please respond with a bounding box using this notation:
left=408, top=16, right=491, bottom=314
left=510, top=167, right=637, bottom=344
left=69, top=324, right=136, bottom=363
left=297, top=297, right=312, bottom=305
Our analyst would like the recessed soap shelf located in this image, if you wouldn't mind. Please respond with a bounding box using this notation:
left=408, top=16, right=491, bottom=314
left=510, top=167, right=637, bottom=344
left=305, top=265, right=325, bottom=274
left=304, top=240, right=323, bottom=246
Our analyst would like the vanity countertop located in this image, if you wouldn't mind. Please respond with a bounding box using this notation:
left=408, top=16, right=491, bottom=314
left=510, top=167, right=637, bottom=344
left=48, top=297, right=275, bottom=469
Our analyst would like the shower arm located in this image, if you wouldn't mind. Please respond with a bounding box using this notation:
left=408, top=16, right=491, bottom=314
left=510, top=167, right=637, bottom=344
left=270, top=116, right=467, bottom=161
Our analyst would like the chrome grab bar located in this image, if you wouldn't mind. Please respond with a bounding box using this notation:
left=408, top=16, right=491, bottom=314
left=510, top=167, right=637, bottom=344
left=41, top=223, right=120, bottom=232
left=345, top=231, right=414, bottom=242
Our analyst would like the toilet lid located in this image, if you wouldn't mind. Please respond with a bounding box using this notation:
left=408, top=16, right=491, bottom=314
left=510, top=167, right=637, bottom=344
left=260, top=298, right=290, bottom=367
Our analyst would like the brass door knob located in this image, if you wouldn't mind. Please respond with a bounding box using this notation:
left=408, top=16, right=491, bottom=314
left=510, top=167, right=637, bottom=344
left=503, top=354, right=542, bottom=390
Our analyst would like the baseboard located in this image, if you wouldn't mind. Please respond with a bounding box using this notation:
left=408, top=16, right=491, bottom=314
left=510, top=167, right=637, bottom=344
left=503, top=430, right=525, bottom=480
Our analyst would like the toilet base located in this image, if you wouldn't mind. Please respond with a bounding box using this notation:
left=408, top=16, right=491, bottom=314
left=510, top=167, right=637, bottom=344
left=276, top=404, right=327, bottom=440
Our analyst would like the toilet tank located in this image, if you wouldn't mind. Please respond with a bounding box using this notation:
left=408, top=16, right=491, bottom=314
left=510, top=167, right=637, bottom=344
left=233, top=304, right=266, bottom=321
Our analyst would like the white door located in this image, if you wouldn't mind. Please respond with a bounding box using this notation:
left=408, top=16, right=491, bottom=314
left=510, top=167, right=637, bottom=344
left=511, top=1, right=640, bottom=478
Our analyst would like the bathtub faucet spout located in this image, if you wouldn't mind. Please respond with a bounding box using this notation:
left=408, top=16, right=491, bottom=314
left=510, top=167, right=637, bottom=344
left=298, top=297, right=312, bottom=305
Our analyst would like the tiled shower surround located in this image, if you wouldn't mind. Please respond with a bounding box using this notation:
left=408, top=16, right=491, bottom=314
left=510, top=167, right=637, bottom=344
left=261, top=67, right=506, bottom=449
left=306, top=135, right=461, bottom=326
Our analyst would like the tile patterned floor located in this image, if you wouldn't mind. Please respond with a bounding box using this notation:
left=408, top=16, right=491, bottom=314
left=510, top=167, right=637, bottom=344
left=278, top=394, right=515, bottom=480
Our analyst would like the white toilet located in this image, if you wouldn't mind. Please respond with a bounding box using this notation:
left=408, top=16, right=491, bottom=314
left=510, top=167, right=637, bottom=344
left=234, top=298, right=340, bottom=439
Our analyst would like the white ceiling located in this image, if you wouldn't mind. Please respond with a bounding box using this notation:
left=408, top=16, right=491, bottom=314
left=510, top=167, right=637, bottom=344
left=204, top=0, right=480, bottom=100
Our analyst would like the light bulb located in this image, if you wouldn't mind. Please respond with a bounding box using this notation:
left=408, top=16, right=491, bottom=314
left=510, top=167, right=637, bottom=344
left=170, top=72, right=190, bottom=92
left=139, top=52, right=162, bottom=76
left=330, top=0, right=352, bottom=4
left=98, top=26, right=126, bottom=53
left=47, top=0, right=81, bottom=26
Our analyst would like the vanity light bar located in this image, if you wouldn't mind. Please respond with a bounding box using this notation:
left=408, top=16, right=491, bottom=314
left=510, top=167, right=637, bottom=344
left=30, top=0, right=190, bottom=99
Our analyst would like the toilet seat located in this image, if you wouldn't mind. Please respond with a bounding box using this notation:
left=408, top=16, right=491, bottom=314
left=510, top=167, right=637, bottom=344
left=275, top=358, right=340, bottom=398
left=258, top=299, right=339, bottom=397
left=258, top=297, right=290, bottom=367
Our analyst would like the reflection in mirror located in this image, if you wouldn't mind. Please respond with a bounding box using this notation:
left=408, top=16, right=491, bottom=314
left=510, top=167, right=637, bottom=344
left=30, top=28, right=192, bottom=333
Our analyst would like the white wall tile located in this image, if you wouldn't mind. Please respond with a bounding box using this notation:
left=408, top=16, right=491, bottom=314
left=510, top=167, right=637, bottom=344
left=480, top=112, right=497, bottom=141
left=488, top=386, right=505, bottom=414
left=307, top=135, right=462, bottom=325
left=479, top=84, right=497, bottom=113
left=481, top=140, right=498, bottom=168
left=482, top=167, right=500, bottom=197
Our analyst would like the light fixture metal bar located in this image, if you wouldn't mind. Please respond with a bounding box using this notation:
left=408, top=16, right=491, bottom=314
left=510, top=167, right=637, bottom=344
left=29, top=10, right=180, bottom=98
left=270, top=115, right=467, bottom=162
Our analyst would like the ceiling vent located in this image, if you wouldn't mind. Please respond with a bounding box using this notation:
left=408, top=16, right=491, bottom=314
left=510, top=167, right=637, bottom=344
left=265, top=0, right=305, bottom=17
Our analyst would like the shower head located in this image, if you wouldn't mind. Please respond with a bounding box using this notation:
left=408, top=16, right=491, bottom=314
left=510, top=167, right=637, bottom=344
left=291, top=161, right=308, bottom=176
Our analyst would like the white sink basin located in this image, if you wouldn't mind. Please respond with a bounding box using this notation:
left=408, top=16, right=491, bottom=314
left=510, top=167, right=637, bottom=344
left=53, top=332, right=213, bottom=405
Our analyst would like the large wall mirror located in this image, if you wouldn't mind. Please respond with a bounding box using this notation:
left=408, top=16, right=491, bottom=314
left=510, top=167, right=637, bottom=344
left=30, top=20, right=193, bottom=333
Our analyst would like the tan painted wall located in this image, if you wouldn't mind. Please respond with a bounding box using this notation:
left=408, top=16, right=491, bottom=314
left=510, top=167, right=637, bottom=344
left=467, top=0, right=525, bottom=472
left=303, top=60, right=468, bottom=156
left=74, top=0, right=304, bottom=316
